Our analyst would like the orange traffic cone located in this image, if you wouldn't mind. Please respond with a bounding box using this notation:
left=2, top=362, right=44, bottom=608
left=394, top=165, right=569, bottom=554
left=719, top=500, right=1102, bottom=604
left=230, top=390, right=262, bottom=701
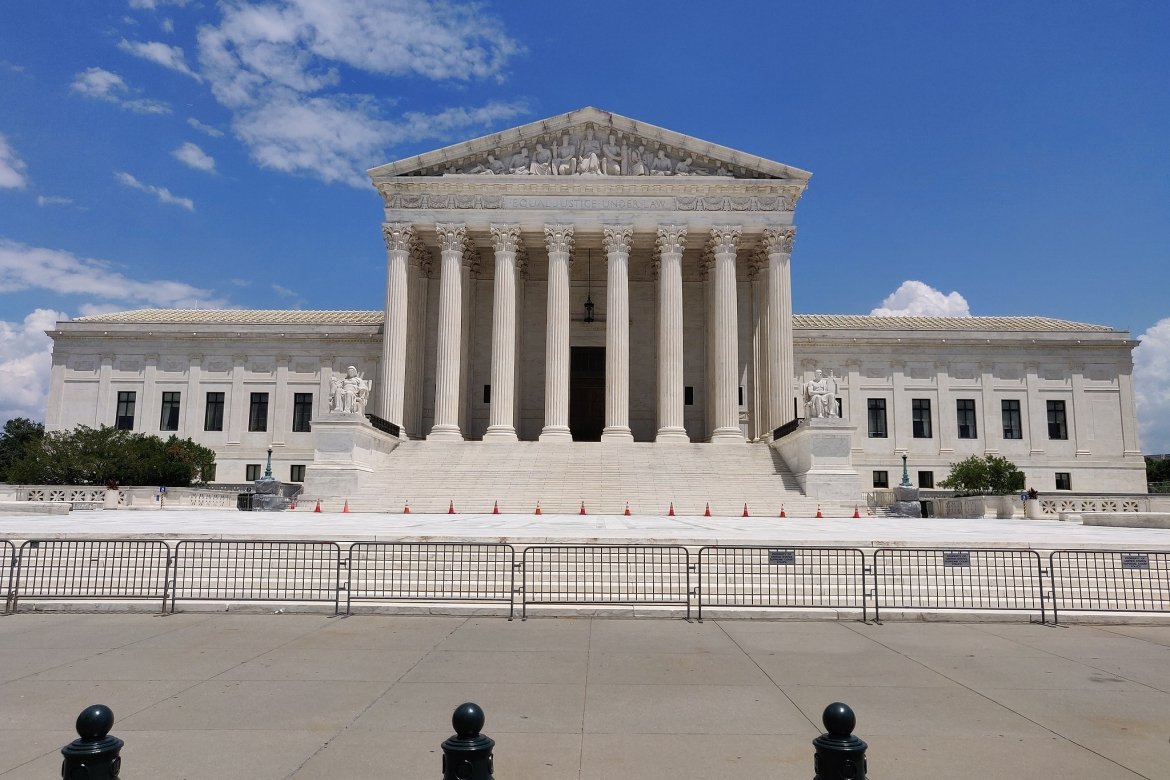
left=448, top=500, right=455, bottom=514
left=342, top=499, right=350, bottom=513
left=742, top=503, right=750, bottom=517
left=623, top=501, right=631, bottom=516
left=668, top=502, right=675, bottom=517
left=535, top=500, right=542, bottom=515
left=815, top=505, right=823, bottom=518
left=492, top=500, right=500, bottom=515
left=704, top=502, right=711, bottom=517
left=853, top=505, right=860, bottom=518
left=779, top=504, right=787, bottom=518
left=579, top=501, right=586, bottom=515
left=313, top=499, right=321, bottom=513
left=403, top=501, right=411, bottom=514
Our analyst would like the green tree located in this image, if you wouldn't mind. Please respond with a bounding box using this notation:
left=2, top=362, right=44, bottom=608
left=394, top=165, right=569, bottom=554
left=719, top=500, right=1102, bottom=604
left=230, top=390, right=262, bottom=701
left=6, top=425, right=216, bottom=487
left=939, top=454, right=1026, bottom=496
left=0, top=417, right=45, bottom=482
left=1147, top=457, right=1170, bottom=492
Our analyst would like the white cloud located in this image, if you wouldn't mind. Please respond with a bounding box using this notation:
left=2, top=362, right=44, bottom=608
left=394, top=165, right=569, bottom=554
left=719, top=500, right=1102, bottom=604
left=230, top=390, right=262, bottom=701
left=172, top=141, right=216, bottom=172
left=70, top=67, right=172, bottom=114
left=871, top=280, right=972, bottom=317
left=187, top=117, right=224, bottom=137
left=0, top=238, right=219, bottom=307
left=160, top=18, right=175, bottom=34
left=0, top=308, right=66, bottom=423
left=194, top=0, right=526, bottom=186
left=118, top=38, right=201, bottom=80
left=0, top=134, right=28, bottom=189
left=36, top=195, right=73, bottom=207
left=129, top=0, right=189, bottom=9
left=114, top=171, right=195, bottom=211
left=1135, top=317, right=1170, bottom=455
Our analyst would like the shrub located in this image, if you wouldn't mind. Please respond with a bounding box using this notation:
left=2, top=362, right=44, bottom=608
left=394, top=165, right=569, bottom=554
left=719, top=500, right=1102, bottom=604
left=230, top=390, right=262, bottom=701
left=939, top=454, right=1025, bottom=496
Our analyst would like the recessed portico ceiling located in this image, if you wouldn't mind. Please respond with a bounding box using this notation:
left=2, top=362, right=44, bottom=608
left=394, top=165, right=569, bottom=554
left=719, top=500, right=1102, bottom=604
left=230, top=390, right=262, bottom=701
left=367, top=106, right=813, bottom=182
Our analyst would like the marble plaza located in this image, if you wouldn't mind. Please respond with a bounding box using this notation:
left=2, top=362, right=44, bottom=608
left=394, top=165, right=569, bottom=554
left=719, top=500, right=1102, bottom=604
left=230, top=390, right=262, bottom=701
left=42, top=108, right=1147, bottom=510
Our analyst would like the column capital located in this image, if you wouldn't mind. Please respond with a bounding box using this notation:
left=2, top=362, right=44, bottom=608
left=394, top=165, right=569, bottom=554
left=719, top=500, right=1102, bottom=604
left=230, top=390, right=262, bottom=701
left=602, top=224, right=634, bottom=256
left=709, top=225, right=742, bottom=256
left=382, top=221, right=414, bottom=252
left=760, top=226, right=796, bottom=255
left=655, top=224, right=688, bottom=256
left=435, top=223, right=467, bottom=254
left=544, top=223, right=574, bottom=255
left=489, top=223, right=522, bottom=253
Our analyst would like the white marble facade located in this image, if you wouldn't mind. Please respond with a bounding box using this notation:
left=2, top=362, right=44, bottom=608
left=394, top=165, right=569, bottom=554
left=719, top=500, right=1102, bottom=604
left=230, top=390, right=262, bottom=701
left=41, top=108, right=1148, bottom=494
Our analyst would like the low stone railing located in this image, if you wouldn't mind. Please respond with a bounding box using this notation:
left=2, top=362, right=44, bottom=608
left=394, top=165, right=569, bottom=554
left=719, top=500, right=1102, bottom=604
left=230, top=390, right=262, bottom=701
left=10, top=485, right=238, bottom=510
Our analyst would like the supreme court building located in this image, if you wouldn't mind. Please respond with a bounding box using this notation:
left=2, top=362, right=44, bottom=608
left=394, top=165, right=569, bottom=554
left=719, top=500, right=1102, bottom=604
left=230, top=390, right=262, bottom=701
left=44, top=108, right=1147, bottom=506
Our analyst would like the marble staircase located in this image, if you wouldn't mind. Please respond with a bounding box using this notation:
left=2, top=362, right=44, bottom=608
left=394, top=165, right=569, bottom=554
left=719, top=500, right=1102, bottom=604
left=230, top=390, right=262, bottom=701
left=328, top=441, right=837, bottom=515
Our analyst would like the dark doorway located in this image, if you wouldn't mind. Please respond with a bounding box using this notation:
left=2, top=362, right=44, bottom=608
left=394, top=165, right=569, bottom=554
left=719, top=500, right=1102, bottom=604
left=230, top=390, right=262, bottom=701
left=570, top=346, right=605, bottom=441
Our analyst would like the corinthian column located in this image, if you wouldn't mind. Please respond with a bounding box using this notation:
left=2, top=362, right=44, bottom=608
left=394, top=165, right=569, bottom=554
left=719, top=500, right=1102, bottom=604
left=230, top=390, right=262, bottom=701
left=484, top=224, right=521, bottom=441
left=602, top=224, right=634, bottom=441
left=540, top=224, right=574, bottom=441
left=656, top=225, right=689, bottom=442
left=709, top=226, right=744, bottom=443
left=380, top=222, right=413, bottom=428
left=429, top=223, right=466, bottom=441
left=761, top=227, right=795, bottom=431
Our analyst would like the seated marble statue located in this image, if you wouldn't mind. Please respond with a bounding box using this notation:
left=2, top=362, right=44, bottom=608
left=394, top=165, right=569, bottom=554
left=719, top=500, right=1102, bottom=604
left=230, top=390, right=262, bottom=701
left=650, top=149, right=674, bottom=175
left=529, top=143, right=553, bottom=175
left=508, top=147, right=531, bottom=174
left=601, top=134, right=623, bottom=175
left=330, top=366, right=372, bottom=415
left=627, top=145, right=648, bottom=176
left=466, top=154, right=505, bottom=175
left=553, top=134, right=577, bottom=175
left=577, top=128, right=602, bottom=175
left=803, top=369, right=838, bottom=419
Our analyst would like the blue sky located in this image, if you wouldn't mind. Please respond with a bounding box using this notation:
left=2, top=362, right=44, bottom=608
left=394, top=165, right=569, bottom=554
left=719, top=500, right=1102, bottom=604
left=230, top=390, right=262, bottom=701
left=1, top=0, right=1168, bottom=451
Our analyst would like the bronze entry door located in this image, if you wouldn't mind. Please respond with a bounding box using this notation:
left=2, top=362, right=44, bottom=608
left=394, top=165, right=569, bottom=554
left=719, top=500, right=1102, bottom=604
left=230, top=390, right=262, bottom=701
left=569, top=346, right=605, bottom=441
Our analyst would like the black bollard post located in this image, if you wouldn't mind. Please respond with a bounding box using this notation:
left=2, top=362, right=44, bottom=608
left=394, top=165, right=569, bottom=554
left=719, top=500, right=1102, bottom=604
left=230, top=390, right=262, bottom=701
left=61, top=704, right=124, bottom=779
left=812, top=701, right=867, bottom=780
left=441, top=702, right=494, bottom=780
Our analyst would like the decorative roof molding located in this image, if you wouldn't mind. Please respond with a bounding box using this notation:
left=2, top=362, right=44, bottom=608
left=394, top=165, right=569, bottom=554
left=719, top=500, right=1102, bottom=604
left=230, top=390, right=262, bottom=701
left=368, top=106, right=812, bottom=182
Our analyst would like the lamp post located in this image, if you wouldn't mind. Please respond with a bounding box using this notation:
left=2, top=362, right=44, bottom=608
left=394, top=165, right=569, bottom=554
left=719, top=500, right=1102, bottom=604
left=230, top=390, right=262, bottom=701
left=262, top=444, right=274, bottom=481
left=899, top=454, right=911, bottom=487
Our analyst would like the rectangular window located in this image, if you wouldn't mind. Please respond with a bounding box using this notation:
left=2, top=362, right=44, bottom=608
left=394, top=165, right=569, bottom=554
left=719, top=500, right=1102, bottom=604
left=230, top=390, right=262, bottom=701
left=204, top=392, right=225, bottom=432
left=1055, top=472, right=1072, bottom=490
left=159, top=391, right=181, bottom=432
left=115, top=391, right=136, bottom=430
left=872, top=470, right=889, bottom=489
left=867, top=399, right=887, bottom=438
left=1047, top=400, right=1068, bottom=440
left=289, top=464, right=306, bottom=482
left=956, top=399, right=977, bottom=439
left=1001, top=399, right=1022, bottom=440
left=249, top=392, right=269, bottom=432
left=738, top=385, right=745, bottom=406
left=483, top=385, right=491, bottom=404
left=684, top=386, right=694, bottom=406
left=918, top=470, right=934, bottom=489
left=245, top=464, right=261, bottom=481
left=292, top=393, right=313, bottom=433
left=912, top=398, right=932, bottom=438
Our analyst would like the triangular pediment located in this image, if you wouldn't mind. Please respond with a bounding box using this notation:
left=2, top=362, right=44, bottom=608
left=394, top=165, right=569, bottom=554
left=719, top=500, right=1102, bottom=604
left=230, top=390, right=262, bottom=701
left=368, top=106, right=812, bottom=182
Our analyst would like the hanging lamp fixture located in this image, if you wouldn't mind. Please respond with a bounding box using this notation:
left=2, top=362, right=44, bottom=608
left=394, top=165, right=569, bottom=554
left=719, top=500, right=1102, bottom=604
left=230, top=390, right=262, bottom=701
left=583, top=248, right=596, bottom=322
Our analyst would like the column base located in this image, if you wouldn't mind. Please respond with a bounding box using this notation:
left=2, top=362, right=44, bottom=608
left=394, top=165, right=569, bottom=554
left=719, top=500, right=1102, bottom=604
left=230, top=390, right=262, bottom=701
left=427, top=425, right=464, bottom=441
left=655, top=427, right=689, bottom=443
left=708, top=427, right=745, bottom=444
left=539, top=426, right=572, bottom=442
left=482, top=426, right=518, bottom=442
left=601, top=427, right=634, bottom=442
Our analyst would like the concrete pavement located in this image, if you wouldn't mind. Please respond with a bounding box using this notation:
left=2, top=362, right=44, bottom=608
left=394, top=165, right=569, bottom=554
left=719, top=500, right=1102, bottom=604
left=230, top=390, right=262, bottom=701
left=1, top=614, right=1167, bottom=778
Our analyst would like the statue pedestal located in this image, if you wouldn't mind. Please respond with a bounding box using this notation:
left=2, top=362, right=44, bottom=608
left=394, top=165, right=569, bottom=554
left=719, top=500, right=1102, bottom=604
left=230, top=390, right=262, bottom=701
left=770, top=418, right=861, bottom=501
left=303, top=413, right=401, bottom=499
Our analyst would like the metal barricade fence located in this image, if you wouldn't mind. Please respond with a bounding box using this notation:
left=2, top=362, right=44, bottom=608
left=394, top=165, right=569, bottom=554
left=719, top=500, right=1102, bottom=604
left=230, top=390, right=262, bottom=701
left=873, top=548, right=1046, bottom=623
left=1049, top=550, right=1170, bottom=623
left=11, top=540, right=171, bottom=613
left=2, top=540, right=16, bottom=614
left=521, top=545, right=691, bottom=619
left=171, top=540, right=342, bottom=614
left=347, top=542, right=517, bottom=618
left=696, top=546, right=868, bottom=621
